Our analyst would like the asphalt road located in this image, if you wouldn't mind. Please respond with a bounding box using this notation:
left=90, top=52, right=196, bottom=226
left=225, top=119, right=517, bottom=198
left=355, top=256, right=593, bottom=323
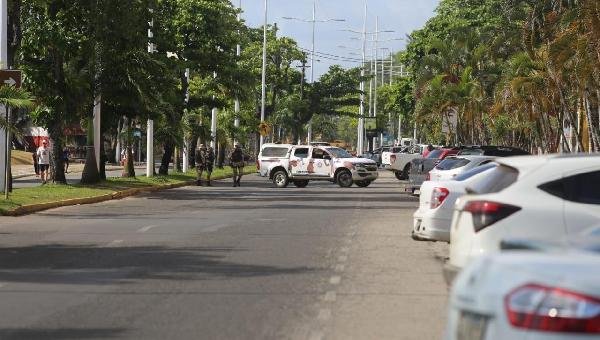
left=0, top=172, right=448, bottom=340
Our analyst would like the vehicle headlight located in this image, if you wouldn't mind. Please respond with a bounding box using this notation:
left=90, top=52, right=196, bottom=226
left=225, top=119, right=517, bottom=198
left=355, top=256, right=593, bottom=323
left=353, top=163, right=366, bottom=169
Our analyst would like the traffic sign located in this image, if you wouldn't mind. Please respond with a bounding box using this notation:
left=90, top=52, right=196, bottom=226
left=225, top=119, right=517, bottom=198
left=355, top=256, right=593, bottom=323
left=0, top=70, right=22, bottom=88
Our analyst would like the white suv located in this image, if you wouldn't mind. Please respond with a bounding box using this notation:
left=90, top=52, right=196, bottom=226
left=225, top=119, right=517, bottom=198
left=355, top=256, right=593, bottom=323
left=260, top=145, right=378, bottom=188
left=445, top=154, right=600, bottom=283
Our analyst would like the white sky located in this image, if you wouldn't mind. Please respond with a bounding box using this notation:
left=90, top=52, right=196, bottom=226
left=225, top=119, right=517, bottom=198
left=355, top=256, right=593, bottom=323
left=236, top=0, right=440, bottom=79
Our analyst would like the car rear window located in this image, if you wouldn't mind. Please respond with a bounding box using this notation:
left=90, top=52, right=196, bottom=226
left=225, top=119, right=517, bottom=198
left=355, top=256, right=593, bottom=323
left=261, top=147, right=289, bottom=157
left=468, top=165, right=519, bottom=194
left=426, top=149, right=443, bottom=159
left=455, top=163, right=497, bottom=181
left=435, top=158, right=470, bottom=170
left=539, top=170, right=600, bottom=204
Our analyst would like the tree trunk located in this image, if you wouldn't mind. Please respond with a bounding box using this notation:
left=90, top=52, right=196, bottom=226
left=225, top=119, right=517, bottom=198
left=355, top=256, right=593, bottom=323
left=190, top=137, right=197, bottom=168
left=99, top=137, right=106, bottom=180
left=218, top=142, right=226, bottom=168
left=122, top=119, right=136, bottom=177
left=159, top=142, right=174, bottom=175
left=174, top=146, right=181, bottom=172
left=584, top=90, right=600, bottom=152
left=48, top=124, right=66, bottom=184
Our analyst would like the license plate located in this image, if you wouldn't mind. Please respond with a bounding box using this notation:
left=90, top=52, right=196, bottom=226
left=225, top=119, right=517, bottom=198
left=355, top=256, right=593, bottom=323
left=456, top=311, right=488, bottom=340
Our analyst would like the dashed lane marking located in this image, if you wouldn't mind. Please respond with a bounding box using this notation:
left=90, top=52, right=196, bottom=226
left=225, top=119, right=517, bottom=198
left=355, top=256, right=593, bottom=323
left=105, top=240, right=123, bottom=247
left=137, top=225, right=157, bottom=233
left=329, top=276, right=342, bottom=285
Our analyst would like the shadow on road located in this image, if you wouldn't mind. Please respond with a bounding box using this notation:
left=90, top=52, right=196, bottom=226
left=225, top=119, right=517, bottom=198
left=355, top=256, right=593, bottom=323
left=0, top=244, right=318, bottom=285
left=0, top=328, right=126, bottom=340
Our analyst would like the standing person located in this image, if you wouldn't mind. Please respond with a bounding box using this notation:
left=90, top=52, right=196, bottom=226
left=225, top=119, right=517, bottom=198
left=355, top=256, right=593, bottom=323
left=62, top=147, right=70, bottom=173
left=36, top=140, right=51, bottom=184
left=423, top=144, right=434, bottom=157
left=195, top=144, right=215, bottom=186
left=228, top=144, right=245, bottom=187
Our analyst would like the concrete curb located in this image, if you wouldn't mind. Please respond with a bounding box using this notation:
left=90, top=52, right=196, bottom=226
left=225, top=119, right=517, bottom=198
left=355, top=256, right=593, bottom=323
left=2, top=170, right=256, bottom=217
left=12, top=166, right=142, bottom=180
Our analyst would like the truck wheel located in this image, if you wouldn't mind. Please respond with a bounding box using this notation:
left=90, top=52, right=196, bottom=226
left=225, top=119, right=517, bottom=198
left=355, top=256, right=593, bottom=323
left=394, top=171, right=404, bottom=180
left=355, top=180, right=371, bottom=188
left=337, top=170, right=353, bottom=188
left=293, top=180, right=309, bottom=188
left=273, top=171, right=289, bottom=188
left=402, top=163, right=411, bottom=180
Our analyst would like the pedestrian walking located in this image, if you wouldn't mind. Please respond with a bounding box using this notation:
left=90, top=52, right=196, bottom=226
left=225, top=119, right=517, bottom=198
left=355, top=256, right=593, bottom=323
left=62, top=147, right=70, bottom=173
left=36, top=140, right=50, bottom=184
left=228, top=144, right=245, bottom=187
left=195, top=144, right=215, bottom=186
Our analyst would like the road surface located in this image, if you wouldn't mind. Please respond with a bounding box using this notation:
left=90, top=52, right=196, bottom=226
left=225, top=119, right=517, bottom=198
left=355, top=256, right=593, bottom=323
left=0, top=172, right=448, bottom=339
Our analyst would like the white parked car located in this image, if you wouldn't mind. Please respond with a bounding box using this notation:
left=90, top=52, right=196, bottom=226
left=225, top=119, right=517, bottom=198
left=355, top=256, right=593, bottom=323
left=445, top=154, right=600, bottom=283
left=381, top=144, right=423, bottom=180
left=446, top=242, right=600, bottom=339
left=429, top=155, right=496, bottom=182
left=412, top=163, right=497, bottom=243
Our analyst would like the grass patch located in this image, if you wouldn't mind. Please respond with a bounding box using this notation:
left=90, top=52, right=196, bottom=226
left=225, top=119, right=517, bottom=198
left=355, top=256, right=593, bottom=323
left=1, top=165, right=256, bottom=214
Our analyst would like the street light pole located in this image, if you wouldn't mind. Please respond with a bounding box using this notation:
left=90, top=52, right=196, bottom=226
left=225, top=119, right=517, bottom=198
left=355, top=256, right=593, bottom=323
left=234, top=0, right=241, bottom=146
left=0, top=0, right=7, bottom=193
left=357, top=0, right=367, bottom=155
left=260, top=0, right=267, bottom=150
left=306, top=0, right=316, bottom=144
left=146, top=9, right=155, bottom=177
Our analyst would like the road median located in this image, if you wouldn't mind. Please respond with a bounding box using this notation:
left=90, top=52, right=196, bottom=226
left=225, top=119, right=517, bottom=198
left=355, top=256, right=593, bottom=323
left=1, top=166, right=256, bottom=216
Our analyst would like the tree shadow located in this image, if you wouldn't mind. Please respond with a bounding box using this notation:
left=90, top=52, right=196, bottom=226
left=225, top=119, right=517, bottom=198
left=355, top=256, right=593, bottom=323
left=0, top=244, right=318, bottom=285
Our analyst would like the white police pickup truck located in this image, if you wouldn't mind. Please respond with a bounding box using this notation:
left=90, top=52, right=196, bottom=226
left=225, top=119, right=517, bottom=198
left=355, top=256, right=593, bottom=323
left=257, top=144, right=378, bottom=188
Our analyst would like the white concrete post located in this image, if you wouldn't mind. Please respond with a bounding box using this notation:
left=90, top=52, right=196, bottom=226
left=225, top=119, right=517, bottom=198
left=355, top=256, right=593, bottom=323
left=0, top=0, right=7, bottom=193
left=260, top=0, right=268, bottom=149
left=147, top=9, right=154, bottom=177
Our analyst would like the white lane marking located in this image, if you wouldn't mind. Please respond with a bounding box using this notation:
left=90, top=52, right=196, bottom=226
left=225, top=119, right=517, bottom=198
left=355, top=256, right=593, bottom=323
left=317, top=309, right=332, bottom=321
left=105, top=240, right=123, bottom=247
left=323, top=291, right=337, bottom=302
left=329, top=276, right=342, bottom=285
left=338, top=255, right=348, bottom=263
left=258, top=218, right=286, bottom=222
left=137, top=225, right=157, bottom=233
left=334, top=264, right=345, bottom=273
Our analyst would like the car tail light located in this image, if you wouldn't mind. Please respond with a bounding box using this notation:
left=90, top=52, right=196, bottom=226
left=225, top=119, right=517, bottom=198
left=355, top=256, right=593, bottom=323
left=430, top=187, right=449, bottom=209
left=462, top=200, right=521, bottom=232
left=425, top=172, right=431, bottom=181
left=505, top=284, right=600, bottom=334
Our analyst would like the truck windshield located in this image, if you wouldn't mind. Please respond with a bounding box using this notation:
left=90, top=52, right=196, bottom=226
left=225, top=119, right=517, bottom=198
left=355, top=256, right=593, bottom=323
left=327, top=147, right=353, bottom=158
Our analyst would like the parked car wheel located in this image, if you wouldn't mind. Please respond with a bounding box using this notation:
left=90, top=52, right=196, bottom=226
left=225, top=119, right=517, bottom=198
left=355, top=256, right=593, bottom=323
left=273, top=170, right=289, bottom=188
left=402, top=163, right=411, bottom=179
left=355, top=180, right=371, bottom=188
left=292, top=180, right=309, bottom=188
left=337, top=170, right=353, bottom=188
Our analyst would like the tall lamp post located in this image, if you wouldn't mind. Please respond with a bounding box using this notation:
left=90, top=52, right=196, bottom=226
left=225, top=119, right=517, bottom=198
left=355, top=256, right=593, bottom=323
left=234, top=0, right=242, bottom=146
left=260, top=0, right=267, bottom=150
left=283, top=0, right=345, bottom=144
left=147, top=9, right=155, bottom=177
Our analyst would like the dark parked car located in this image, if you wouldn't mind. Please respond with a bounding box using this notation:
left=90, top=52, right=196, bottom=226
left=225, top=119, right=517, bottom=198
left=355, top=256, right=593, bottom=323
left=406, top=145, right=530, bottom=194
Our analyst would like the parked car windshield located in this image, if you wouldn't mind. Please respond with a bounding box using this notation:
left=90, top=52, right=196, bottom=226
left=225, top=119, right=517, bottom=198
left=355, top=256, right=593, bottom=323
left=435, top=158, right=470, bottom=170
left=327, top=147, right=353, bottom=158
left=455, top=163, right=497, bottom=181
left=261, top=147, right=289, bottom=157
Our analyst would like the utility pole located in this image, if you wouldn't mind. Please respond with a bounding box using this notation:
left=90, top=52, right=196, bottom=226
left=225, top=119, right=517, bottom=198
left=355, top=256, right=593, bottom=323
left=357, top=0, right=367, bottom=155
left=260, top=0, right=268, bottom=150
left=211, top=72, right=217, bottom=149
left=182, top=68, right=190, bottom=172
left=146, top=9, right=155, bottom=177
left=283, top=3, right=344, bottom=144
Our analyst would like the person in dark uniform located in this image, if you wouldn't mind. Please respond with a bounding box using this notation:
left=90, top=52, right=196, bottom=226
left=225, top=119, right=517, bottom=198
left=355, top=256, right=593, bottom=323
left=228, top=144, right=245, bottom=187
left=195, top=144, right=215, bottom=186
